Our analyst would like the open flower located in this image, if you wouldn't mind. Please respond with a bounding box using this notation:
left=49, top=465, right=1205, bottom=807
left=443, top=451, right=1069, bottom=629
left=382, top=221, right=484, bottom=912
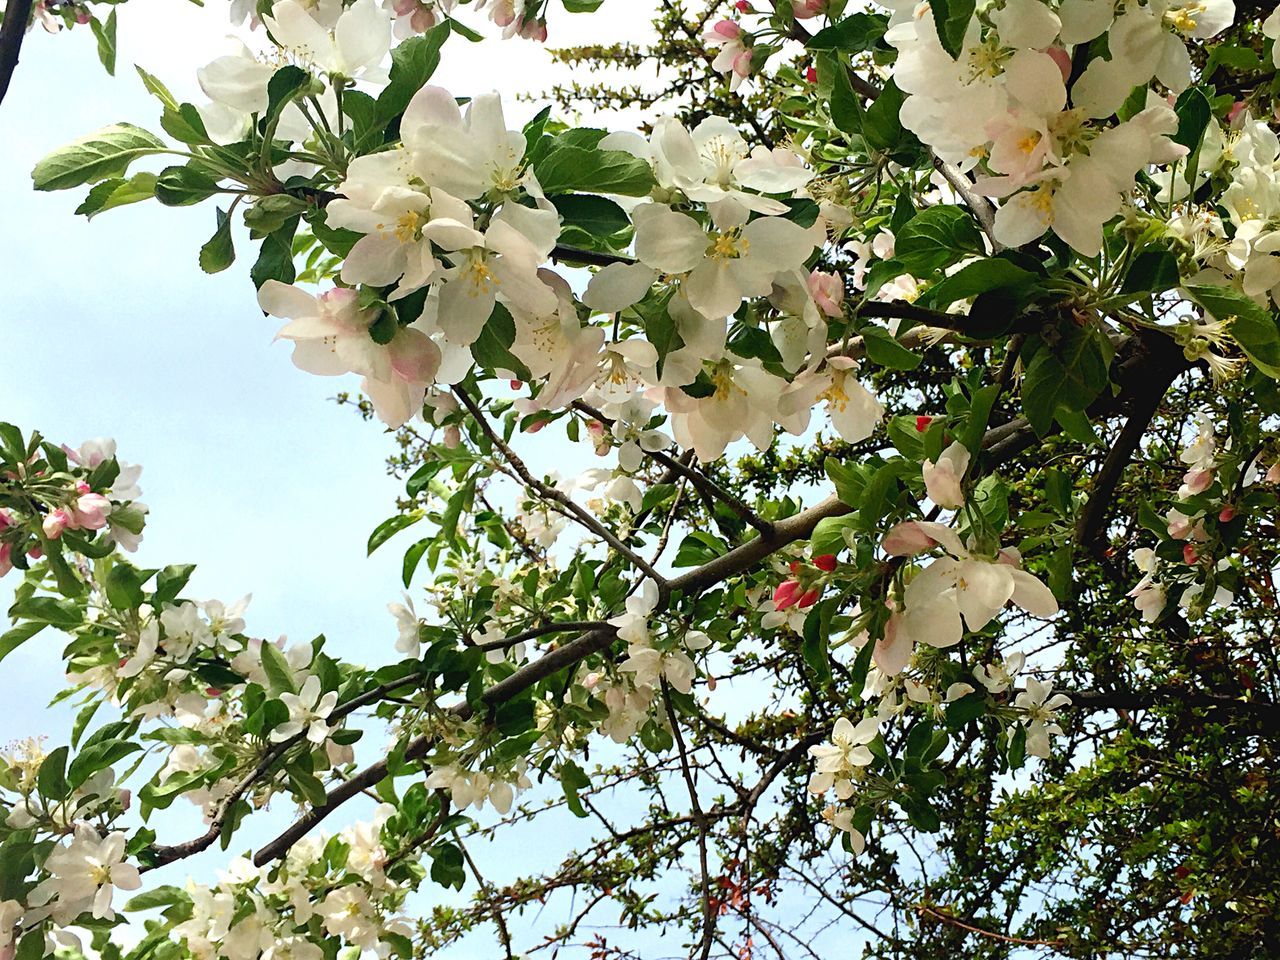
left=263, top=0, right=392, bottom=82
left=1014, top=678, right=1070, bottom=758
left=272, top=675, right=339, bottom=743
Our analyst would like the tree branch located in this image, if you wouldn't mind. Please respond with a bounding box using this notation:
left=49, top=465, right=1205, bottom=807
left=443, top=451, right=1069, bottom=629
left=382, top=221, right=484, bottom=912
left=0, top=0, right=33, bottom=107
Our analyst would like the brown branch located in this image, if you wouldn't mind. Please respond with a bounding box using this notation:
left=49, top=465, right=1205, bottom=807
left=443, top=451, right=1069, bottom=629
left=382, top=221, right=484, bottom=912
left=454, top=385, right=668, bottom=587
left=916, top=904, right=1065, bottom=948
left=1066, top=688, right=1280, bottom=726
left=0, top=0, right=33, bottom=106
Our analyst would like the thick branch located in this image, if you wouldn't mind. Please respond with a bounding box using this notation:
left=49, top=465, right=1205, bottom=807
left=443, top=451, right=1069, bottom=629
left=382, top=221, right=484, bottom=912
left=0, top=0, right=33, bottom=106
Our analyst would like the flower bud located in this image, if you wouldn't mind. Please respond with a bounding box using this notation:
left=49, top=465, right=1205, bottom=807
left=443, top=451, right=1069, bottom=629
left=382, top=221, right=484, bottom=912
left=1219, top=504, right=1237, bottom=522
left=793, top=0, right=826, bottom=18
left=797, top=586, right=821, bottom=608
left=915, top=415, right=933, bottom=432
left=805, top=64, right=817, bottom=83
left=72, top=493, right=112, bottom=531
left=42, top=508, right=71, bottom=540
left=813, top=553, right=838, bottom=572
left=807, top=270, right=844, bottom=318
left=773, top=579, right=803, bottom=611
left=0, top=543, right=12, bottom=578
left=710, top=18, right=741, bottom=40
left=1182, top=543, right=1199, bottom=565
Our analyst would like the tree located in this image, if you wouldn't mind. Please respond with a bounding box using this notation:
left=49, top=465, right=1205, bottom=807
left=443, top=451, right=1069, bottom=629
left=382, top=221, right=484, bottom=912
left=1, top=0, right=1279, bottom=956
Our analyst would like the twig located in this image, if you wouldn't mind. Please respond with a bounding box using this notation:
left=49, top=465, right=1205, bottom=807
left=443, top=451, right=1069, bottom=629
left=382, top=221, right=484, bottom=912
left=916, top=904, right=1065, bottom=948
left=454, top=386, right=669, bottom=588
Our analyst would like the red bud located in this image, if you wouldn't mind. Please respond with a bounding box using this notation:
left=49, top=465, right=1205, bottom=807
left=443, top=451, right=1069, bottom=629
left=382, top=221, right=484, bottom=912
left=813, top=553, right=838, bottom=572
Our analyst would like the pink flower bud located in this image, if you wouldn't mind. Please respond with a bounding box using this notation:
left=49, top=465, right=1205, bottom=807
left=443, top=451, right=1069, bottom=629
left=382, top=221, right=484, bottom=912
left=1182, top=543, right=1199, bottom=565
left=1181, top=468, right=1214, bottom=495
left=797, top=586, right=821, bottom=609
left=732, top=48, right=753, bottom=77
left=27, top=545, right=42, bottom=560
left=1228, top=100, right=1246, bottom=124
left=773, top=579, right=803, bottom=611
left=119, top=789, right=131, bottom=811
left=444, top=425, right=461, bottom=449
left=75, top=481, right=90, bottom=494
left=813, top=553, right=838, bottom=572
left=793, top=0, right=826, bottom=18
left=393, top=0, right=417, bottom=15
left=711, top=18, right=741, bottom=40
left=1219, top=505, right=1237, bottom=522
left=882, top=521, right=938, bottom=557
left=0, top=508, right=12, bottom=530
left=1045, top=46, right=1071, bottom=84
left=807, top=270, right=844, bottom=318
left=72, top=493, right=112, bottom=531
left=43, top=508, right=71, bottom=540
left=735, top=0, right=751, bottom=11
left=0, top=543, right=12, bottom=578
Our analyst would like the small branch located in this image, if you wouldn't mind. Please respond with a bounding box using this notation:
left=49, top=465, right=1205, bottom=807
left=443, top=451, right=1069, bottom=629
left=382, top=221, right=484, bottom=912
left=0, top=0, right=34, bottom=106
left=1067, top=688, right=1280, bottom=726
left=455, top=386, right=669, bottom=588
left=916, top=904, right=1065, bottom=948
left=473, top=619, right=607, bottom=652
left=662, top=683, right=717, bottom=960
left=550, top=244, right=634, bottom=268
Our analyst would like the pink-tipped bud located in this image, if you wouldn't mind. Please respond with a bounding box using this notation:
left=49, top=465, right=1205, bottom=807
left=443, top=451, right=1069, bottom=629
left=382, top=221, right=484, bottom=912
left=732, top=48, right=753, bottom=77
left=0, top=543, right=12, bottom=578
left=75, top=481, right=90, bottom=495
left=711, top=18, right=741, bottom=40
left=43, top=508, right=71, bottom=540
left=72, top=493, right=112, bottom=531
left=1266, top=461, right=1280, bottom=484
left=1182, top=543, right=1199, bottom=565
left=27, top=545, right=42, bottom=560
left=735, top=1, right=752, bottom=13
left=0, top=508, right=12, bottom=530
left=773, top=579, right=803, bottom=611
left=525, top=419, right=548, bottom=434
left=805, top=64, right=818, bottom=83
left=444, top=425, right=461, bottom=449
left=1219, top=505, right=1237, bottom=522
left=807, top=270, right=844, bottom=318
left=793, top=0, right=826, bottom=18
left=1228, top=100, right=1247, bottom=125
left=882, top=521, right=937, bottom=557
left=797, top=586, right=821, bottom=609
left=1182, top=468, right=1214, bottom=495
left=118, top=789, right=131, bottom=811
left=813, top=554, right=838, bottom=572
left=1045, top=46, right=1072, bottom=84
left=916, top=415, right=933, bottom=432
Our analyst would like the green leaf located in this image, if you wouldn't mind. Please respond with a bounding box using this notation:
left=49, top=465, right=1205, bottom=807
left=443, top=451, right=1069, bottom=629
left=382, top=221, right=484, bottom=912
left=154, top=164, right=222, bottom=206
left=154, top=564, right=196, bottom=604
left=806, top=13, right=888, bottom=52
left=471, top=303, right=531, bottom=379
left=8, top=596, right=82, bottom=629
left=199, top=207, right=236, bottom=274
left=74, top=172, right=158, bottom=218
left=673, top=531, right=729, bottom=567
left=825, top=458, right=865, bottom=507
left=920, top=259, right=1037, bottom=310
left=32, top=123, right=168, bottom=191
left=809, top=514, right=858, bottom=556
left=368, top=512, right=424, bottom=555
left=264, top=65, right=313, bottom=128
left=560, top=759, right=591, bottom=817
left=260, top=642, right=297, bottom=696
left=288, top=765, right=328, bottom=806
left=71, top=698, right=101, bottom=748
left=1172, top=86, right=1212, bottom=182
left=1186, top=284, right=1280, bottom=378
left=1121, top=249, right=1180, bottom=296
left=562, top=0, right=605, bottom=10
left=829, top=57, right=864, bottom=138
left=0, top=621, right=46, bottom=665
left=551, top=194, right=630, bottom=238
left=534, top=143, right=656, bottom=197
left=495, top=698, right=535, bottom=736
left=429, top=842, right=466, bottom=889
left=801, top=599, right=835, bottom=685
left=136, top=65, right=181, bottom=111
left=894, top=205, right=982, bottom=275
left=105, top=564, right=146, bottom=611
left=930, top=0, right=975, bottom=58
left=402, top=538, right=432, bottom=588
left=37, top=746, right=70, bottom=801
left=377, top=22, right=451, bottom=123
left=251, top=217, right=300, bottom=288
left=862, top=325, right=923, bottom=370
left=861, top=78, right=908, bottom=154
left=90, top=10, right=118, bottom=75
left=125, top=886, right=191, bottom=912
left=1021, top=327, right=1112, bottom=435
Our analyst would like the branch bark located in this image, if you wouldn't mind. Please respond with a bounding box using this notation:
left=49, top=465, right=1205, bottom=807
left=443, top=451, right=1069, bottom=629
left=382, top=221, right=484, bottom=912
left=0, top=0, right=33, bottom=107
